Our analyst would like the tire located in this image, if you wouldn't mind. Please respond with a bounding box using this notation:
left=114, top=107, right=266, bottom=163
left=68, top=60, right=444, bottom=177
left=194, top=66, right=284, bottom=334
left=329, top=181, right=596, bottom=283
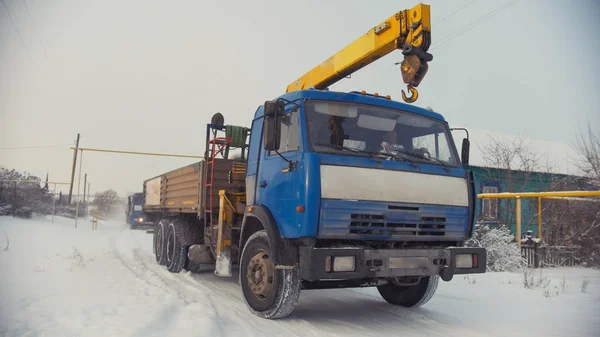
left=165, top=220, right=189, bottom=273
left=377, top=275, right=439, bottom=307
left=154, top=220, right=167, bottom=265
left=239, top=230, right=301, bottom=319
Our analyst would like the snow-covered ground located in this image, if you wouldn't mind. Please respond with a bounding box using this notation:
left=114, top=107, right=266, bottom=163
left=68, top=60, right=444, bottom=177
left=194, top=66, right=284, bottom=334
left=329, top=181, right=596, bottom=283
left=1, top=216, right=598, bottom=337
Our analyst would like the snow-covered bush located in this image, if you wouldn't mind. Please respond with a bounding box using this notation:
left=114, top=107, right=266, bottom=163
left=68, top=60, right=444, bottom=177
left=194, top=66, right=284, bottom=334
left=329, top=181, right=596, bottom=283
left=0, top=205, right=11, bottom=216
left=466, top=223, right=526, bottom=272
left=0, top=166, right=54, bottom=218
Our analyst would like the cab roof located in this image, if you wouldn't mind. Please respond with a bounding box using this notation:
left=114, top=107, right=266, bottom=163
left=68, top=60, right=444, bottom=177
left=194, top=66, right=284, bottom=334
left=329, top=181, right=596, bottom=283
left=253, top=89, right=445, bottom=122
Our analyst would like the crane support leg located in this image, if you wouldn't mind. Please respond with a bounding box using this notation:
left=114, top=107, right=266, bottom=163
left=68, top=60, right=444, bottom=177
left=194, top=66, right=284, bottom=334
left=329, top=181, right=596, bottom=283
left=215, top=190, right=233, bottom=277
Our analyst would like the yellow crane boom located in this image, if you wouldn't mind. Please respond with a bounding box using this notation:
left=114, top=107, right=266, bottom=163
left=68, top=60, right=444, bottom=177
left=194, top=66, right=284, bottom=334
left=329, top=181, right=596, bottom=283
left=286, top=3, right=432, bottom=103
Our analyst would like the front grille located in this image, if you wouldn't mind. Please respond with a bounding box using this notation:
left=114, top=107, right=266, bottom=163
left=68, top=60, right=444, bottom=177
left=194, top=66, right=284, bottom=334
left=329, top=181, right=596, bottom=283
left=349, top=213, right=447, bottom=236
left=318, top=199, right=467, bottom=241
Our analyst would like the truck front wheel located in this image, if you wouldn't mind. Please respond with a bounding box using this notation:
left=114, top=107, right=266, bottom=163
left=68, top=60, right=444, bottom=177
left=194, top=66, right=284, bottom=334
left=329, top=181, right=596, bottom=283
left=377, top=275, right=439, bottom=307
left=240, top=230, right=301, bottom=319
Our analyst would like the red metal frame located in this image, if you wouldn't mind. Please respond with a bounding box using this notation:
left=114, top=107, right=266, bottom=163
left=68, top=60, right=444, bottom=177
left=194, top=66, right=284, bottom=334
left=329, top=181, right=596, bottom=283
left=204, top=136, right=233, bottom=220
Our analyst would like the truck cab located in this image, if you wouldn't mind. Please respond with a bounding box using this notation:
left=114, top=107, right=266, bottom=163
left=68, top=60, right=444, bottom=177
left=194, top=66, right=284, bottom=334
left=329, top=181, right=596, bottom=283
left=126, top=192, right=146, bottom=229
left=238, top=88, right=485, bottom=318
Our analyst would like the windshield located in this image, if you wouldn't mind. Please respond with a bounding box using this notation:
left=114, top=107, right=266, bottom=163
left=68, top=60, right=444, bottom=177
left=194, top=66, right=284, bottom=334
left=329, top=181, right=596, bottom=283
left=304, top=100, right=460, bottom=167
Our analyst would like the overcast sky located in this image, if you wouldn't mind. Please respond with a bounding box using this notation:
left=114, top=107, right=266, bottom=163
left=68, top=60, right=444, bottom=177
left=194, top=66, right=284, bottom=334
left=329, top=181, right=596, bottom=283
left=1, top=0, right=599, bottom=197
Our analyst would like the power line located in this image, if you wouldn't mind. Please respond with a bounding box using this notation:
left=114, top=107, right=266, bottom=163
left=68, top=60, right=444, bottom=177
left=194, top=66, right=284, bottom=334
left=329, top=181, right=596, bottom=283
left=432, top=0, right=479, bottom=28
left=431, top=0, right=523, bottom=50
left=21, top=0, right=48, bottom=59
left=0, top=144, right=72, bottom=150
left=0, top=0, right=32, bottom=58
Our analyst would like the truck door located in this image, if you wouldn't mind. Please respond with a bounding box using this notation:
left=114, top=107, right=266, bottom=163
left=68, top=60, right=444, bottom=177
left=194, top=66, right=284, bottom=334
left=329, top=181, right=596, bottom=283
left=255, top=108, right=300, bottom=238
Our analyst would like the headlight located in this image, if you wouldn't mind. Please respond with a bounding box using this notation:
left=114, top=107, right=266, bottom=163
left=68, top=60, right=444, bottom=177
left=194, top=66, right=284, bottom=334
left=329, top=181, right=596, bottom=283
left=455, top=254, right=478, bottom=269
left=325, top=256, right=356, bottom=272
left=333, top=256, right=355, bottom=272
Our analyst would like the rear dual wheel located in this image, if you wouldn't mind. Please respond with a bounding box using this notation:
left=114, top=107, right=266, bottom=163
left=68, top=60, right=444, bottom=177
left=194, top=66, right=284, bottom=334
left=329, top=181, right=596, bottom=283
left=165, top=220, right=189, bottom=273
left=154, top=220, right=167, bottom=265
left=153, top=219, right=188, bottom=273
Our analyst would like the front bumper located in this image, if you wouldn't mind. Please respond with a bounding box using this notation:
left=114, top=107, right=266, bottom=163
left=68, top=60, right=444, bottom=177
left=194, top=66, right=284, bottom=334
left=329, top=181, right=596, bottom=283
left=299, top=246, right=486, bottom=282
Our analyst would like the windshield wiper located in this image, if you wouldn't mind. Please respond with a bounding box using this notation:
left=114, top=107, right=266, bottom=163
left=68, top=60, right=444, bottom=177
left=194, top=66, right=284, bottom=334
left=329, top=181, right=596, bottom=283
left=396, top=150, right=451, bottom=172
left=315, top=143, right=382, bottom=164
left=377, top=151, right=419, bottom=168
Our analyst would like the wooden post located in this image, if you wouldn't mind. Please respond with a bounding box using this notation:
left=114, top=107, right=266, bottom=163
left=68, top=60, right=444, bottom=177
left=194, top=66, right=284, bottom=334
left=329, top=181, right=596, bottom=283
left=68, top=133, right=80, bottom=204
left=87, top=182, right=91, bottom=216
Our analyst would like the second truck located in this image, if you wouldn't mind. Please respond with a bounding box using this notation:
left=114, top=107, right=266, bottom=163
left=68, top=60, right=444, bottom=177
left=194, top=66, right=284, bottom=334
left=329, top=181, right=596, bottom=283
left=141, top=3, right=486, bottom=319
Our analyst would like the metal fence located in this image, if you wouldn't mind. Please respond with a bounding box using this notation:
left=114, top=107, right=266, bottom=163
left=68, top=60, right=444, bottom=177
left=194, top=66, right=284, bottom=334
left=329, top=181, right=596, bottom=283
left=521, top=244, right=581, bottom=268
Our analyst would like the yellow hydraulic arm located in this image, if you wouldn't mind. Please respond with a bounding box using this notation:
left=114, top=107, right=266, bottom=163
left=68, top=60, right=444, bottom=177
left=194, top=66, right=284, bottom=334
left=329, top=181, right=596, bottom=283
left=286, top=3, right=432, bottom=103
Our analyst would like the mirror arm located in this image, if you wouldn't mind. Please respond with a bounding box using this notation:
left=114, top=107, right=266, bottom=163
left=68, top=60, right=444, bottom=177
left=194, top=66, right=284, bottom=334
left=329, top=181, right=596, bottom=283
left=273, top=149, right=297, bottom=172
left=275, top=98, right=301, bottom=110
left=450, top=127, right=469, bottom=140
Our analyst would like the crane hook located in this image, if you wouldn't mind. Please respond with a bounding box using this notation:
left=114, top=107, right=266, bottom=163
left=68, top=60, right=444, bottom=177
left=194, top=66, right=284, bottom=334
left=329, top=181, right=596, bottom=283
left=401, top=85, right=418, bottom=103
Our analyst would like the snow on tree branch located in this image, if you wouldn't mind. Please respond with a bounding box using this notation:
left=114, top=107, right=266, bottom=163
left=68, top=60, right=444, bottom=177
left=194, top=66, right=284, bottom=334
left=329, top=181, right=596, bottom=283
left=466, top=223, right=526, bottom=272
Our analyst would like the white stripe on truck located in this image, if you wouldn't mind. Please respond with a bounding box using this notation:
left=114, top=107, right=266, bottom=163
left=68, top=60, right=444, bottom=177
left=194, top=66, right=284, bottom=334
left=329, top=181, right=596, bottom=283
left=320, top=165, right=469, bottom=207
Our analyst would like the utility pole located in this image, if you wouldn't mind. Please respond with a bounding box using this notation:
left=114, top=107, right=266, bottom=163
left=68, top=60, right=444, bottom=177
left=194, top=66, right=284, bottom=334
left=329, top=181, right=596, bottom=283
left=68, top=133, right=80, bottom=205
left=75, top=150, right=83, bottom=228
left=83, top=174, right=88, bottom=217
left=83, top=173, right=87, bottom=203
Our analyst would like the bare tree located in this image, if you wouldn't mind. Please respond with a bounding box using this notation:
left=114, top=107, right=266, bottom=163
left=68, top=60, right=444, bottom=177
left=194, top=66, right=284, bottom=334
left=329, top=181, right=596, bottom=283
left=540, top=123, right=600, bottom=266
left=480, top=134, right=553, bottom=173
left=477, top=134, right=555, bottom=234
left=92, top=189, right=121, bottom=217
left=575, top=122, right=600, bottom=186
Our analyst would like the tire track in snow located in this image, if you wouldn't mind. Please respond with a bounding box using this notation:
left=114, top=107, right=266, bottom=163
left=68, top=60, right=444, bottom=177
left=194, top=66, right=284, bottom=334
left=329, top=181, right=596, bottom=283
left=108, top=229, right=224, bottom=337
left=128, top=232, right=310, bottom=337
left=127, top=301, right=182, bottom=337
left=181, top=271, right=319, bottom=337
left=130, top=247, right=227, bottom=336
left=127, top=229, right=317, bottom=337
left=124, top=228, right=492, bottom=337
left=332, top=288, right=494, bottom=337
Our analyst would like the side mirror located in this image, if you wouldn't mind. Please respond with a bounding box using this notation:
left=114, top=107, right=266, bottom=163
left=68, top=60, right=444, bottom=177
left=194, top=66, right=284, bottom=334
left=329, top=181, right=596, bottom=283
left=461, top=137, right=470, bottom=167
left=263, top=100, right=284, bottom=151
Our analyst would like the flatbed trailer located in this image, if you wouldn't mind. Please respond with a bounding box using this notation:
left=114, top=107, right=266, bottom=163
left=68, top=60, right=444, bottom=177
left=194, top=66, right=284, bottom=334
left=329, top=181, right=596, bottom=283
left=142, top=159, right=241, bottom=215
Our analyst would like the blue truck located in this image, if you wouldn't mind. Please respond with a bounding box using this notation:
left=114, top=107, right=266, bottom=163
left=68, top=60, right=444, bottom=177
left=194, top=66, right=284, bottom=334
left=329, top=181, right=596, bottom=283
left=125, top=192, right=147, bottom=228
left=145, top=3, right=486, bottom=319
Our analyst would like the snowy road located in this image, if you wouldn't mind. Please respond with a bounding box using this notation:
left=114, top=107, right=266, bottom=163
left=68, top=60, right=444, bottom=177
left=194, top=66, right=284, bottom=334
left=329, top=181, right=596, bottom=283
left=1, top=216, right=599, bottom=337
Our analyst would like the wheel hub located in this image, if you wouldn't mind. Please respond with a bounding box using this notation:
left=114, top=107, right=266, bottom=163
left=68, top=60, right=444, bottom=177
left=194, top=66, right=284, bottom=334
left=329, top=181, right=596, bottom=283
left=247, top=250, right=274, bottom=299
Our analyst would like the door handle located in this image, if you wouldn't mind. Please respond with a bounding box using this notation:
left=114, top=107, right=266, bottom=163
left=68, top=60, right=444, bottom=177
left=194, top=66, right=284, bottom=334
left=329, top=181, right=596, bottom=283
left=259, top=181, right=267, bottom=188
